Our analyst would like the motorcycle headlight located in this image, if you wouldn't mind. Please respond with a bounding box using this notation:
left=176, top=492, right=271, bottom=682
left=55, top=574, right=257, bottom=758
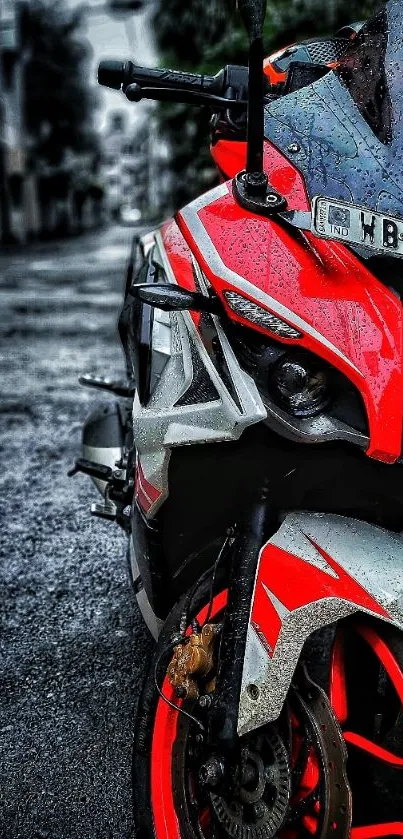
left=269, top=351, right=329, bottom=417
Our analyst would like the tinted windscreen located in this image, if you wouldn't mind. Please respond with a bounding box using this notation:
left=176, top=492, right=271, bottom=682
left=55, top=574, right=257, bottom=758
left=336, top=10, right=392, bottom=144
left=264, top=0, right=403, bottom=230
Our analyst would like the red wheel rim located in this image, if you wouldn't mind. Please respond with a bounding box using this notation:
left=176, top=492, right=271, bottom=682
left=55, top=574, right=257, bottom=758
left=151, top=588, right=341, bottom=839
left=151, top=607, right=403, bottom=838
left=329, top=621, right=403, bottom=838
left=151, top=591, right=228, bottom=839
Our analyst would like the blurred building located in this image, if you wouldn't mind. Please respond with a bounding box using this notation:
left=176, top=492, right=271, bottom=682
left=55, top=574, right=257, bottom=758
left=130, top=111, right=171, bottom=220
left=0, top=0, right=105, bottom=245
left=0, top=0, right=31, bottom=243
left=102, top=111, right=136, bottom=218
left=101, top=107, right=172, bottom=223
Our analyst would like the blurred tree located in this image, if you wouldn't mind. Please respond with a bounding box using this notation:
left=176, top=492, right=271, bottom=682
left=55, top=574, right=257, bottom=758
left=264, top=0, right=382, bottom=50
left=21, top=0, right=99, bottom=168
left=153, top=0, right=381, bottom=210
left=153, top=0, right=231, bottom=210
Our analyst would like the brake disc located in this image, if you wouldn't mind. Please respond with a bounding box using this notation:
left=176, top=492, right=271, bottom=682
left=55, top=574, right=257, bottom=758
left=289, top=668, right=353, bottom=838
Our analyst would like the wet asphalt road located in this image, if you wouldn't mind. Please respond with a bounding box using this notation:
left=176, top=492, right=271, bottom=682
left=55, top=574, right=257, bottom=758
left=0, top=226, right=153, bottom=839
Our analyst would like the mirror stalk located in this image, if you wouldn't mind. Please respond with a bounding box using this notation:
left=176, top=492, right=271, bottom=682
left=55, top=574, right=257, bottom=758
left=237, top=0, right=268, bottom=196
left=245, top=36, right=265, bottom=182
left=234, top=0, right=287, bottom=213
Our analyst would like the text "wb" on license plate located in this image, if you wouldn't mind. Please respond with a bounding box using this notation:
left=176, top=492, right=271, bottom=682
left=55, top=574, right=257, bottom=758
left=312, top=197, right=403, bottom=255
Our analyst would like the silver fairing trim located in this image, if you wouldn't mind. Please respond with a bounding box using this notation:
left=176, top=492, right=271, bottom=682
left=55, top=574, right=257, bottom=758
left=262, top=395, right=369, bottom=448
left=238, top=512, right=403, bottom=736
left=131, top=232, right=267, bottom=518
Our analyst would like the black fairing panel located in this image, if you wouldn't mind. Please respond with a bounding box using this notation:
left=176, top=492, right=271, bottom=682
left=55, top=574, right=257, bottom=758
left=264, top=0, right=403, bottom=221
left=148, top=424, right=403, bottom=618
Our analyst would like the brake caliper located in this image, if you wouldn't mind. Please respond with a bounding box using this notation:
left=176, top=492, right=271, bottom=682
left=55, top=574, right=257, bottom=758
left=167, top=623, right=219, bottom=700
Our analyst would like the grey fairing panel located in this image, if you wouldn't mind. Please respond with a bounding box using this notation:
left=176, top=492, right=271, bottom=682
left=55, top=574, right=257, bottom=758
left=132, top=230, right=267, bottom=518
left=238, top=512, right=403, bottom=736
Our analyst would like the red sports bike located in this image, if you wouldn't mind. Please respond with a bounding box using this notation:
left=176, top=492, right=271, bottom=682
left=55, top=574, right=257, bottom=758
left=71, top=1, right=403, bottom=835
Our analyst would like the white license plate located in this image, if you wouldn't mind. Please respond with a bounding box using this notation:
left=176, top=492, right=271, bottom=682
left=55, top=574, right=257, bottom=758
left=312, top=197, right=403, bottom=256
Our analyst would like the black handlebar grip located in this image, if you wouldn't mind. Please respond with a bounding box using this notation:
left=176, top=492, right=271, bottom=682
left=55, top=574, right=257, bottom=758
left=123, top=64, right=218, bottom=93
left=98, top=59, right=225, bottom=96
left=98, top=60, right=126, bottom=90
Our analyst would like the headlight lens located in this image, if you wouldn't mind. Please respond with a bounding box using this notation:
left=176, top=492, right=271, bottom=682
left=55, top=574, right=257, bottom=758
left=223, top=291, right=302, bottom=339
left=269, top=351, right=329, bottom=417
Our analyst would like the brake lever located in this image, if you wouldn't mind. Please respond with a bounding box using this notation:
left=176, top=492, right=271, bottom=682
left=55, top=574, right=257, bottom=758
left=124, top=82, right=247, bottom=111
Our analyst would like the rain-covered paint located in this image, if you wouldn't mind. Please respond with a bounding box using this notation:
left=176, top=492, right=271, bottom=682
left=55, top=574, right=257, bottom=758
left=177, top=178, right=403, bottom=463
left=160, top=219, right=202, bottom=329
left=211, top=138, right=311, bottom=203
left=160, top=219, right=197, bottom=293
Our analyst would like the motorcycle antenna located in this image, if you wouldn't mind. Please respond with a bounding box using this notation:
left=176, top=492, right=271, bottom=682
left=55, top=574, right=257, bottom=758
left=238, top=0, right=268, bottom=193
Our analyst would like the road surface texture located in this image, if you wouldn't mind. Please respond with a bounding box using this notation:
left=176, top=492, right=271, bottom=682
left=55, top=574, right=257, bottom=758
left=0, top=226, right=153, bottom=838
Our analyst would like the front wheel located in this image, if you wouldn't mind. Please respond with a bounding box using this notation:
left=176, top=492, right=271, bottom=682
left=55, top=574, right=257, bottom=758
left=133, top=583, right=403, bottom=839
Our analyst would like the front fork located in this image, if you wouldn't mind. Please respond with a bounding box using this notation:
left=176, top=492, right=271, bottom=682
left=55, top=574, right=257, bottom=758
left=207, top=483, right=277, bottom=756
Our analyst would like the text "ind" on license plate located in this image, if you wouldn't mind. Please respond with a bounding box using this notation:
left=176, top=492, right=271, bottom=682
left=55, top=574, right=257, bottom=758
left=312, top=197, right=403, bottom=255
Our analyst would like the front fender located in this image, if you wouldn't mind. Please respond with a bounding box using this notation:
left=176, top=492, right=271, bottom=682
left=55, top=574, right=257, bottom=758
left=238, top=512, right=403, bottom=736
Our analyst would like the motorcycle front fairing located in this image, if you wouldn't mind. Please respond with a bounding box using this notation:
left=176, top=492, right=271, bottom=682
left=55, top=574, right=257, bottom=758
left=177, top=179, right=403, bottom=464
left=128, top=132, right=403, bottom=622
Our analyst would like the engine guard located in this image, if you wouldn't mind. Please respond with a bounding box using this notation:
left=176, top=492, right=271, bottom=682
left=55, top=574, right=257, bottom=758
left=238, top=512, right=403, bottom=736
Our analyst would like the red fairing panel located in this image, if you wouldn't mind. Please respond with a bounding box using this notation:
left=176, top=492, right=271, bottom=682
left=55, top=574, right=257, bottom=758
left=160, top=219, right=206, bottom=332
left=177, top=153, right=403, bottom=463
left=160, top=219, right=198, bottom=293
left=211, top=140, right=310, bottom=205
left=211, top=139, right=246, bottom=179
left=238, top=512, right=403, bottom=736
left=134, top=457, right=162, bottom=516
